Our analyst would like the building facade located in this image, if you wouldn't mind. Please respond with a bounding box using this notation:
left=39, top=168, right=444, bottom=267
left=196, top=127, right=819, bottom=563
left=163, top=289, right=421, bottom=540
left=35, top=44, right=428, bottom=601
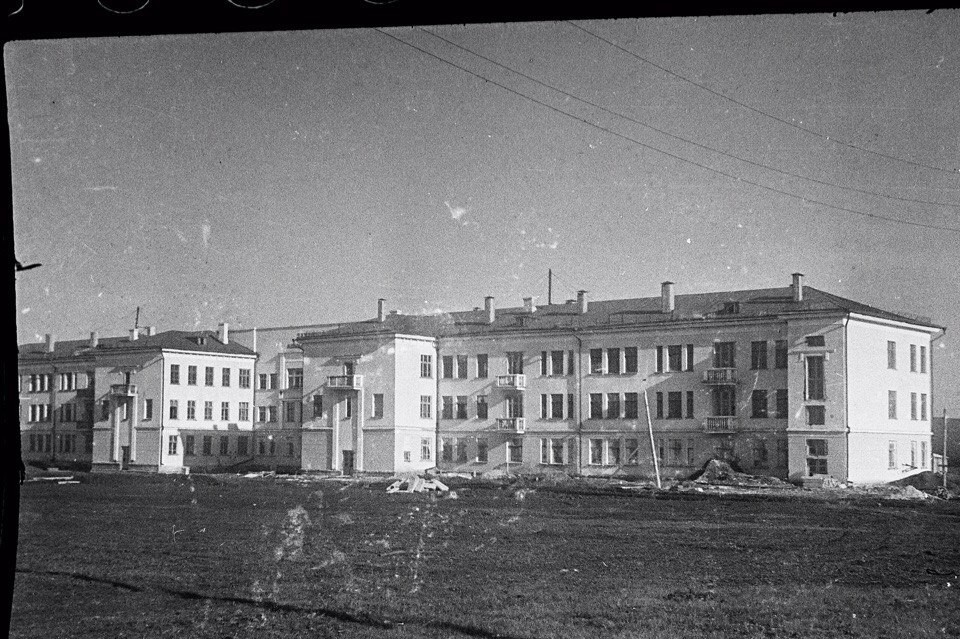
left=19, top=325, right=257, bottom=473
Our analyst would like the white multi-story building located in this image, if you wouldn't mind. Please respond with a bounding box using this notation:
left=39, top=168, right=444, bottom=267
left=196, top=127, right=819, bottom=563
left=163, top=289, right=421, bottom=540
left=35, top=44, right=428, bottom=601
left=292, top=274, right=942, bottom=484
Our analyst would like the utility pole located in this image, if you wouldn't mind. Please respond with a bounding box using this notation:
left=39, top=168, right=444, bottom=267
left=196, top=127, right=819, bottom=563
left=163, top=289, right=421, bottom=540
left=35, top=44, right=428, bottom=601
left=547, top=269, right=552, bottom=306
left=944, top=408, right=949, bottom=490
left=643, top=386, right=662, bottom=489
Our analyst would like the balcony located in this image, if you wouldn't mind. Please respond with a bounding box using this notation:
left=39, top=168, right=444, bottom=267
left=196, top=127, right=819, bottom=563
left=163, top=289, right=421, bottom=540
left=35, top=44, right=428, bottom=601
left=496, top=374, right=527, bottom=390
left=110, top=384, right=137, bottom=396
left=703, top=416, right=738, bottom=433
left=328, top=375, right=363, bottom=390
left=494, top=417, right=526, bottom=433
left=702, top=368, right=738, bottom=384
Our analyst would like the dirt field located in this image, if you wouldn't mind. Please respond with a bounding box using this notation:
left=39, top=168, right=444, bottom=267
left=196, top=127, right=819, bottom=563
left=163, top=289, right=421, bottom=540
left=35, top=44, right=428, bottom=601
left=11, top=470, right=960, bottom=638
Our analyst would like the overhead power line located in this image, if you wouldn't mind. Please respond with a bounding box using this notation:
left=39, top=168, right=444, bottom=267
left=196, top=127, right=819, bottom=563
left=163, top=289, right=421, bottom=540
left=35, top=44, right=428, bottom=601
left=422, top=28, right=958, bottom=210
left=567, top=21, right=960, bottom=177
left=375, top=29, right=960, bottom=235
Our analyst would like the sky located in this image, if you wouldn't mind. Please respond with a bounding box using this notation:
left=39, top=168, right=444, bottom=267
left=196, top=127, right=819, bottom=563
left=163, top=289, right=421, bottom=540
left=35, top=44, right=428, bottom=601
left=5, top=11, right=960, bottom=412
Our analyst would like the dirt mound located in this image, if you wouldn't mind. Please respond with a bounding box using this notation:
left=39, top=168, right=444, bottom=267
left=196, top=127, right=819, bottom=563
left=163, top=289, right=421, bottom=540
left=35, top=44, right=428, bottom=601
left=692, top=459, right=792, bottom=488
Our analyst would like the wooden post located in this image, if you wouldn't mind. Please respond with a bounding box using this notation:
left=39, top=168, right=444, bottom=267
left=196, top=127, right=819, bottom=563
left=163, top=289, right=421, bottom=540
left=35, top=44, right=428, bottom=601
left=643, top=388, right=661, bottom=489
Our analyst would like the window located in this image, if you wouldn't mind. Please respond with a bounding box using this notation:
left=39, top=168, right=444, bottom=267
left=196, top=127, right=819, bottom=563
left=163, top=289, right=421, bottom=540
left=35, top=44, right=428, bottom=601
left=625, top=439, right=640, bottom=465
left=455, top=355, right=468, bottom=379
left=921, top=393, right=927, bottom=420
left=668, top=439, right=684, bottom=465
left=420, top=395, right=432, bottom=419
left=420, top=438, right=432, bottom=461
left=668, top=345, right=683, bottom=372
left=507, top=395, right=523, bottom=418
left=268, top=406, right=277, bottom=423
left=774, top=340, right=788, bottom=369
left=568, top=393, right=574, bottom=419
left=187, top=366, right=197, bottom=385
left=456, top=396, right=468, bottom=419
left=686, top=391, right=694, bottom=419
left=239, top=369, right=251, bottom=389
left=269, top=374, right=277, bottom=389
left=222, top=368, right=231, bottom=387
left=345, top=398, right=353, bottom=418
left=921, top=441, right=928, bottom=468
left=442, top=396, right=453, bottom=420
left=713, top=342, right=736, bottom=368
left=258, top=406, right=267, bottom=422
left=184, top=435, right=195, bottom=456
left=541, top=352, right=548, bottom=376
left=911, top=440, right=918, bottom=468
left=222, top=401, right=230, bottom=421
left=625, top=393, right=639, bottom=419
left=806, top=335, right=825, bottom=347
left=568, top=350, right=576, bottom=375
left=258, top=373, right=268, bottom=390
left=456, top=439, right=467, bottom=463
left=607, top=393, right=621, bottom=419
left=920, top=346, right=927, bottom=373
left=609, top=439, right=622, bottom=465
left=186, top=400, right=196, bottom=420
left=476, top=395, right=488, bottom=419
left=373, top=394, right=384, bottom=418
left=551, top=350, right=564, bottom=376
left=206, top=367, right=215, bottom=386
left=656, top=346, right=664, bottom=373
left=687, top=439, right=696, bottom=465
left=477, top=354, right=488, bottom=378
left=752, top=390, right=768, bottom=418
left=590, top=439, right=604, bottom=465
left=608, top=348, right=621, bottom=375
left=441, top=438, right=454, bottom=462
left=169, top=400, right=179, bottom=420
left=508, top=438, right=522, bottom=463
left=887, top=341, right=897, bottom=369
left=477, top=438, right=488, bottom=462
left=541, top=394, right=549, bottom=419
left=551, top=394, right=564, bottom=419
left=775, top=389, right=788, bottom=419
left=217, top=436, right=229, bottom=456
left=540, top=438, right=565, bottom=465
left=910, top=345, right=917, bottom=372
left=442, top=356, right=454, bottom=379
left=807, top=405, right=825, bottom=426
left=283, top=401, right=296, bottom=422
left=237, top=436, right=249, bottom=456
left=403, top=451, right=411, bottom=463
left=101, top=400, right=110, bottom=421
left=313, top=395, right=323, bottom=418
left=287, top=368, right=303, bottom=389
left=911, top=393, right=918, bottom=420
left=168, top=436, right=178, bottom=455
left=590, top=349, right=604, bottom=374
left=590, top=394, right=603, bottom=420
left=888, top=441, right=897, bottom=469
left=624, top=347, right=638, bottom=373
left=120, top=401, right=129, bottom=422
left=61, top=403, right=76, bottom=422
left=754, top=441, right=769, bottom=468
left=239, top=402, right=250, bottom=421
left=202, top=436, right=212, bottom=456
left=751, top=341, right=768, bottom=369
left=204, top=401, right=213, bottom=420
left=806, top=356, right=825, bottom=400
left=656, top=392, right=664, bottom=419
left=888, top=391, right=897, bottom=420
left=807, top=439, right=828, bottom=476
left=667, top=392, right=682, bottom=419
left=421, top=354, right=433, bottom=378
left=258, top=440, right=266, bottom=455
left=144, top=399, right=153, bottom=420
left=170, top=364, right=180, bottom=385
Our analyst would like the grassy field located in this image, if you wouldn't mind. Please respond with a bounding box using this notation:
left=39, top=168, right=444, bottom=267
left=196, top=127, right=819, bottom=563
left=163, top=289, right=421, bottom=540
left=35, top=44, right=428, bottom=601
left=11, top=471, right=960, bottom=638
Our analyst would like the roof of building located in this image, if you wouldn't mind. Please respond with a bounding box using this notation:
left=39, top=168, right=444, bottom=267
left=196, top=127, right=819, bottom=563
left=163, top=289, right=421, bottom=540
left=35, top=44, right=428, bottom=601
left=19, top=330, right=257, bottom=362
left=296, top=284, right=943, bottom=342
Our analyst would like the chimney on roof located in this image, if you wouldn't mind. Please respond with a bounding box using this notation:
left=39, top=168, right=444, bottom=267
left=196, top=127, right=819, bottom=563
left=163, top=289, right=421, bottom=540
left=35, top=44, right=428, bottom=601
left=146, top=326, right=156, bottom=336
left=792, top=273, right=804, bottom=302
left=523, top=297, right=536, bottom=313
left=661, top=281, right=675, bottom=313
left=129, top=328, right=139, bottom=341
left=377, top=298, right=386, bottom=322
left=484, top=296, right=495, bottom=323
left=89, top=331, right=99, bottom=348
left=219, top=322, right=229, bottom=345
left=45, top=333, right=54, bottom=352
left=577, top=290, right=588, bottom=314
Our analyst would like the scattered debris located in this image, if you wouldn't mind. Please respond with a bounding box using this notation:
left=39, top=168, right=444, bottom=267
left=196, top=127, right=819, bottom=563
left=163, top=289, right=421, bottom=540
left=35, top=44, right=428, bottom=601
left=693, top=459, right=793, bottom=488
left=242, top=471, right=276, bottom=479
left=386, top=476, right=449, bottom=493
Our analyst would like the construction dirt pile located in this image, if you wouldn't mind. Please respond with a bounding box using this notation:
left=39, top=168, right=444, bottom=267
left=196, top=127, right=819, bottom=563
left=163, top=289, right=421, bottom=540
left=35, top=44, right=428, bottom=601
left=692, top=459, right=794, bottom=488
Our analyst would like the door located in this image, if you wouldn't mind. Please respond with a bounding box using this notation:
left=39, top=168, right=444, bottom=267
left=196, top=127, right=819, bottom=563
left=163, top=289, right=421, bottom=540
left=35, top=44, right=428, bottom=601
left=342, top=450, right=355, bottom=476
left=120, top=445, right=130, bottom=470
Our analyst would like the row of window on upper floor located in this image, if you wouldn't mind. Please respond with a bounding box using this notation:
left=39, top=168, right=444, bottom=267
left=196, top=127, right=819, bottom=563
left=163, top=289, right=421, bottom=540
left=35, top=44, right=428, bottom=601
left=887, top=341, right=928, bottom=373
left=169, top=364, right=254, bottom=388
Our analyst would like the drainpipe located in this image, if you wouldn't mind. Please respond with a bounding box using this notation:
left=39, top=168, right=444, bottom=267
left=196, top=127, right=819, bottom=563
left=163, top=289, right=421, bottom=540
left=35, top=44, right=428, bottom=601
left=50, top=365, right=57, bottom=464
left=843, top=316, right=850, bottom=483
left=435, top=339, right=441, bottom=473
left=574, top=333, right=583, bottom=477
left=931, top=328, right=947, bottom=484
left=158, top=354, right=165, bottom=469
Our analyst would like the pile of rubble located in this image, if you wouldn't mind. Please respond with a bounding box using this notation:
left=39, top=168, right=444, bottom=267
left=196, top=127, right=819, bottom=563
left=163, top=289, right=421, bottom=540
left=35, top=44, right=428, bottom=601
left=692, top=459, right=794, bottom=489
left=385, top=475, right=449, bottom=494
